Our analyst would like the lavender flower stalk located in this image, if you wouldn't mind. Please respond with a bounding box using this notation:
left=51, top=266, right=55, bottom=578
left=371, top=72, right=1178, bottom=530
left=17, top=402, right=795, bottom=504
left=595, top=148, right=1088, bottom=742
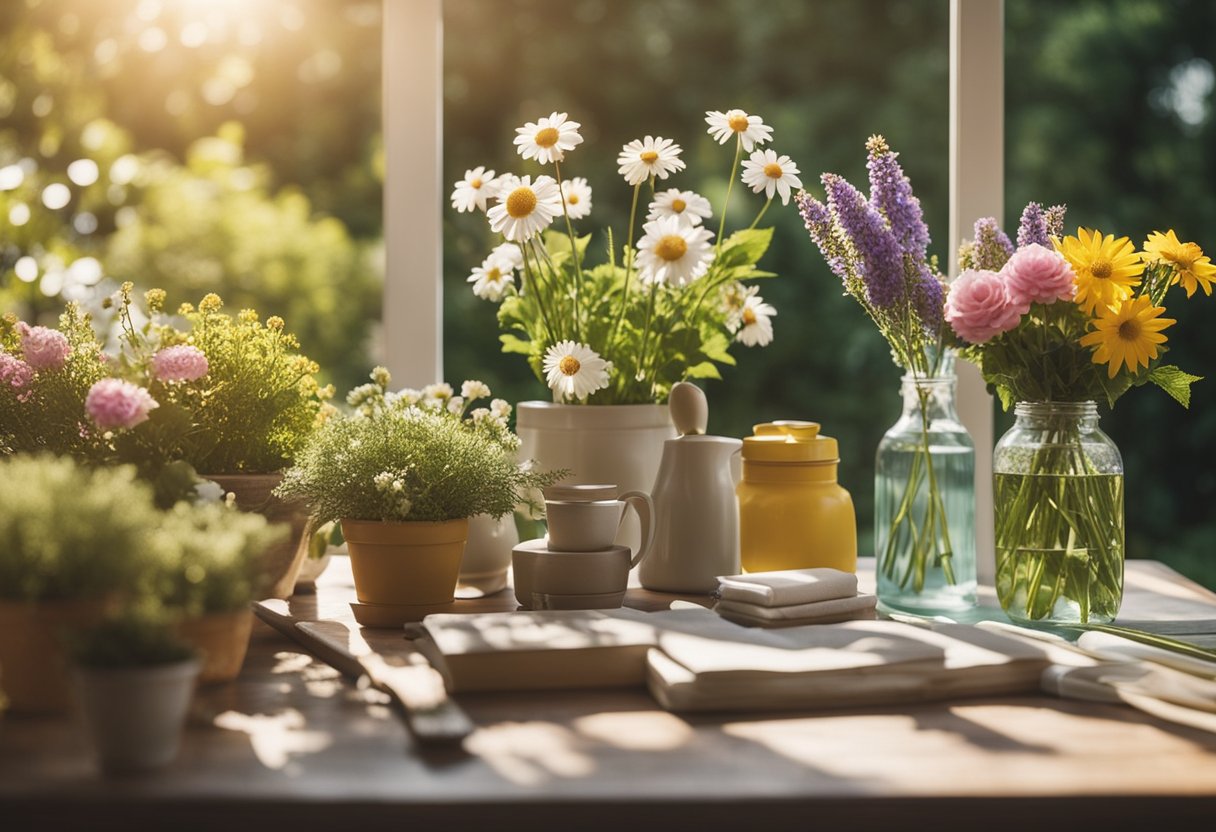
left=963, top=217, right=1014, bottom=271
left=822, top=172, right=906, bottom=311
left=866, top=135, right=930, bottom=258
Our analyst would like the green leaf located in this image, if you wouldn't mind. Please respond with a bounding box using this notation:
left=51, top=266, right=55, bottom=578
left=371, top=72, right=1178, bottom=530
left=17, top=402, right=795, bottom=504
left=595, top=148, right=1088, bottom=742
left=716, top=228, right=773, bottom=269
left=1148, top=364, right=1203, bottom=408
left=499, top=333, right=534, bottom=356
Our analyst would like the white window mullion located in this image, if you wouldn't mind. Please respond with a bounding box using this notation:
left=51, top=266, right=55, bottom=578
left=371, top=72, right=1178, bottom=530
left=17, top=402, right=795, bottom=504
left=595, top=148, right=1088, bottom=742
left=950, top=0, right=1003, bottom=584
left=382, top=0, right=444, bottom=387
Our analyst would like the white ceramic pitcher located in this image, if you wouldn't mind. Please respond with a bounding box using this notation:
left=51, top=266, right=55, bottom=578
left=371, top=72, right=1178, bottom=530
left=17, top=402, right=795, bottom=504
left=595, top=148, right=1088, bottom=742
left=639, top=433, right=742, bottom=593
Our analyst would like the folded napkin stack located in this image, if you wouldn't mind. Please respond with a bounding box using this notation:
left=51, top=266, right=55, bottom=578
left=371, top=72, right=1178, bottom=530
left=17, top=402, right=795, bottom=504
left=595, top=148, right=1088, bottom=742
left=713, top=568, right=877, bottom=628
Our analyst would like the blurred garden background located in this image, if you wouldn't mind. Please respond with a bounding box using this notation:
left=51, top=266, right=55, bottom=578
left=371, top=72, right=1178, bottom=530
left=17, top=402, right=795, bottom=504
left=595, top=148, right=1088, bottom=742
left=1, top=0, right=1213, bottom=586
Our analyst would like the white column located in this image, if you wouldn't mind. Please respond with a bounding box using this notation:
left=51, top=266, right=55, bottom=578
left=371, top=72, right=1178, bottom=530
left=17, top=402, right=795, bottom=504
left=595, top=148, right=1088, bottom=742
left=950, top=0, right=1003, bottom=585
left=383, top=0, right=444, bottom=386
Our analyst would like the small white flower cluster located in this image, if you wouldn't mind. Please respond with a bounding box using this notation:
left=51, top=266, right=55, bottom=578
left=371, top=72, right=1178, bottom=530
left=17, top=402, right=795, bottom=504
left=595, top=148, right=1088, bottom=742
left=373, top=469, right=413, bottom=518
left=722, top=282, right=777, bottom=348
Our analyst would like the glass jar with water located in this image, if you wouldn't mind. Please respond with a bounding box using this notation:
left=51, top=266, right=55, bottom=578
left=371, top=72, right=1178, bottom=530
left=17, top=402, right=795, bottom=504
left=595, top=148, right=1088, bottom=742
left=992, top=400, right=1123, bottom=624
left=875, top=353, right=977, bottom=613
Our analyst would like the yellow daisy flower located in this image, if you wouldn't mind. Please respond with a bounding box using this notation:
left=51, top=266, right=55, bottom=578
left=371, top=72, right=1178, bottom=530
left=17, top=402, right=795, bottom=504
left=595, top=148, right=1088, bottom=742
left=1054, top=228, right=1144, bottom=314
left=1142, top=229, right=1216, bottom=298
left=1078, top=295, right=1175, bottom=379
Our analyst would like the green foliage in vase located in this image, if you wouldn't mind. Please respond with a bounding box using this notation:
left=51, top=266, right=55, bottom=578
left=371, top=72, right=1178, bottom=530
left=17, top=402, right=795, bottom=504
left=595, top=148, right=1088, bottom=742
left=68, top=606, right=197, bottom=670
left=276, top=368, right=561, bottom=523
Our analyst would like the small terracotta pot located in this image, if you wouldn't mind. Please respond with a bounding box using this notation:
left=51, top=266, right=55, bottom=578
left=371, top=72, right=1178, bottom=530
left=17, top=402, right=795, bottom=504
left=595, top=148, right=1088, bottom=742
left=342, top=518, right=469, bottom=606
left=0, top=599, right=110, bottom=714
left=205, top=473, right=313, bottom=600
left=176, top=609, right=254, bottom=685
left=74, top=657, right=201, bottom=775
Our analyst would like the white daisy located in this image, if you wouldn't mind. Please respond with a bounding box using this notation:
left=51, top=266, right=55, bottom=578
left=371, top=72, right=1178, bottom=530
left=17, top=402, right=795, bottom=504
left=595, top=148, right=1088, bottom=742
left=647, top=188, right=713, bottom=227
left=722, top=281, right=758, bottom=325
left=735, top=295, right=777, bottom=347
left=635, top=215, right=714, bottom=287
left=467, top=255, right=516, bottom=302
left=543, top=340, right=612, bottom=401
left=705, top=109, right=773, bottom=152
left=741, top=149, right=803, bottom=205
left=488, top=241, right=524, bottom=271
left=487, top=174, right=562, bottom=242
left=450, top=166, right=499, bottom=213
left=513, top=111, right=583, bottom=165
left=559, top=176, right=593, bottom=220
left=617, top=136, right=685, bottom=186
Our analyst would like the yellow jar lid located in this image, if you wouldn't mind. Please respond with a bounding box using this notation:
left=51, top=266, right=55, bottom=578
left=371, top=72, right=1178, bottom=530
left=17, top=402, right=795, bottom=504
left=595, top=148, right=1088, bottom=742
left=742, top=420, right=839, bottom=463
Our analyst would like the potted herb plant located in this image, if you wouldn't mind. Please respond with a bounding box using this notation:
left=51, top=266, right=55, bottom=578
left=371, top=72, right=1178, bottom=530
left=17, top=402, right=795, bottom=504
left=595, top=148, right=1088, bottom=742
left=451, top=108, right=794, bottom=508
left=0, top=456, right=167, bottom=713
left=275, top=368, right=560, bottom=612
left=68, top=609, right=201, bottom=775
left=156, top=502, right=286, bottom=683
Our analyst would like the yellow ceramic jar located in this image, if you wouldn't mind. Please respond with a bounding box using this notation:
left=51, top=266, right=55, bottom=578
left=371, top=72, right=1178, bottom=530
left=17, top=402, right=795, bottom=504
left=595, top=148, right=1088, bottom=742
left=737, top=421, right=857, bottom=573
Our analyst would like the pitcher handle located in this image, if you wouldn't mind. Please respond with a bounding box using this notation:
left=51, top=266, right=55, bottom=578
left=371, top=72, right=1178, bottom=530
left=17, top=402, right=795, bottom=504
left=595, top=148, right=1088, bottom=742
left=618, top=490, right=654, bottom=568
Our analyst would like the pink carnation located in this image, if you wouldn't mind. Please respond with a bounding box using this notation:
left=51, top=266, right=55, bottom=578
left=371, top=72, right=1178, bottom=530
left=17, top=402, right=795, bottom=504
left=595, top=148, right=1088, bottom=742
left=1001, top=243, right=1076, bottom=312
left=85, top=378, right=159, bottom=430
left=945, top=268, right=1023, bottom=344
left=152, top=345, right=209, bottom=383
left=0, top=352, right=34, bottom=399
left=16, top=322, right=70, bottom=371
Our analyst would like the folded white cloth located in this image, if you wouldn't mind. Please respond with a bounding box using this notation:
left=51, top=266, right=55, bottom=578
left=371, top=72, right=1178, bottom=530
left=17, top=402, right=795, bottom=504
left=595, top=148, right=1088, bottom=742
left=717, top=568, right=857, bottom=607
left=714, top=594, right=877, bottom=628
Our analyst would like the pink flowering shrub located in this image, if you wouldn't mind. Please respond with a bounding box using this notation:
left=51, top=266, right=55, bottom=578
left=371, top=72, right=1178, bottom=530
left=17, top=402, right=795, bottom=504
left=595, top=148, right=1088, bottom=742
left=152, top=345, right=209, bottom=383
left=16, top=322, right=71, bottom=371
left=945, top=268, right=1023, bottom=344
left=0, top=352, right=34, bottom=399
left=1001, top=243, right=1076, bottom=312
left=86, top=378, right=159, bottom=430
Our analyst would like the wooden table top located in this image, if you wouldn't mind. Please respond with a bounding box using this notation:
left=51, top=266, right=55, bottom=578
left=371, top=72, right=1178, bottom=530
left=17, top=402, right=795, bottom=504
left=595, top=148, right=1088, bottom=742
left=3, top=557, right=1215, bottom=830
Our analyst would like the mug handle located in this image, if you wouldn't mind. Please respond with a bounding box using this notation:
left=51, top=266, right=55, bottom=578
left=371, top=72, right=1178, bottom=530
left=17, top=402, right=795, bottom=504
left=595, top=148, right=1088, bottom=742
left=618, top=490, right=654, bottom=568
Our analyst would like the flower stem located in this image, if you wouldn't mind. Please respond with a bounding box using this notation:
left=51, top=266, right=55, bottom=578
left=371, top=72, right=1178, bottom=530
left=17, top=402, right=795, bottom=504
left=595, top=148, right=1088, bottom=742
left=608, top=182, right=643, bottom=350
left=749, top=197, right=773, bottom=230
left=716, top=136, right=743, bottom=257
left=553, top=158, right=583, bottom=341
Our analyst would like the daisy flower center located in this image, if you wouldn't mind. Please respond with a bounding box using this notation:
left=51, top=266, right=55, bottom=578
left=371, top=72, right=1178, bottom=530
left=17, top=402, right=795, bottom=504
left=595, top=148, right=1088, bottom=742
left=763, top=162, right=784, bottom=179
left=506, top=187, right=538, bottom=218
left=655, top=235, right=688, bottom=262
left=1090, top=260, right=1112, bottom=279
left=567, top=194, right=580, bottom=204
left=640, top=150, right=659, bottom=164
left=487, top=267, right=502, bottom=281
left=559, top=355, right=581, bottom=376
left=1118, top=318, right=1142, bottom=341
left=742, top=307, right=757, bottom=326
left=470, top=178, right=483, bottom=189
left=728, top=114, right=750, bottom=132
left=1170, top=243, right=1200, bottom=270
left=535, top=127, right=560, bottom=148
left=671, top=198, right=687, bottom=213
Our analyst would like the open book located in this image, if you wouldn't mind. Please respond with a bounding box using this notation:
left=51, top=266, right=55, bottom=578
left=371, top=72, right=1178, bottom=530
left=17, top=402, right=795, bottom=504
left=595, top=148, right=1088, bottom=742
left=419, top=608, right=1052, bottom=710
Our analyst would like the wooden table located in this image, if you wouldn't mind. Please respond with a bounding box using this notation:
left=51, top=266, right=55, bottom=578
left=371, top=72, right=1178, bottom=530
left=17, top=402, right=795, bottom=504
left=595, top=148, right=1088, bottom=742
left=3, top=558, right=1215, bottom=830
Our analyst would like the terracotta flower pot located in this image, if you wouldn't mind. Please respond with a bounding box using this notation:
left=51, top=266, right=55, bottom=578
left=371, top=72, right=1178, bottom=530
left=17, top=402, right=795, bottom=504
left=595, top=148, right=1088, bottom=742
left=0, top=599, right=110, bottom=714
left=73, top=657, right=201, bottom=774
left=205, top=473, right=313, bottom=600
left=176, top=609, right=254, bottom=685
left=342, top=518, right=469, bottom=606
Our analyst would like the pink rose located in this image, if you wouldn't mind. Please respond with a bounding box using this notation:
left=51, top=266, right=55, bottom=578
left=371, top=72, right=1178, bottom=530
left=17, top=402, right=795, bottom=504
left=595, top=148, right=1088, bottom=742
left=85, top=378, right=159, bottom=430
left=152, top=345, right=209, bottom=383
left=0, top=352, right=34, bottom=400
left=16, top=322, right=70, bottom=371
left=1001, top=243, right=1076, bottom=312
left=946, top=268, right=1023, bottom=344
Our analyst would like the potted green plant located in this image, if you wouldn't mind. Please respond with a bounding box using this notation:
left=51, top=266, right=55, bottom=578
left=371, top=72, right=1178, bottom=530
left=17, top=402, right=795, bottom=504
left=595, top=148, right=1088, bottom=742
left=275, top=368, right=560, bottom=612
left=0, top=456, right=165, bottom=713
left=68, top=608, right=201, bottom=775
left=154, top=502, right=286, bottom=683
left=1, top=287, right=331, bottom=598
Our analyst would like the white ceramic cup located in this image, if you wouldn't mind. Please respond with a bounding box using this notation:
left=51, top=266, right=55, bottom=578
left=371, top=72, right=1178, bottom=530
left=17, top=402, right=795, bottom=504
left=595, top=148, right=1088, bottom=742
left=545, top=490, right=654, bottom=560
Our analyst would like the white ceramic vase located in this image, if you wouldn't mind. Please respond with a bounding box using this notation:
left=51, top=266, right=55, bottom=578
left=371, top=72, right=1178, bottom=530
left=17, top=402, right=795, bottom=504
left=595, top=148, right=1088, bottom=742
left=460, top=513, right=519, bottom=594
left=73, top=657, right=201, bottom=774
left=516, top=402, right=676, bottom=550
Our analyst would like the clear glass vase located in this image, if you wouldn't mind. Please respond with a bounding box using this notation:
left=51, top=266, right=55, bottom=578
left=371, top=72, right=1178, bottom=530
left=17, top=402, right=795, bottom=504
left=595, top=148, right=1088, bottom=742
left=993, top=401, right=1124, bottom=624
left=875, top=355, right=977, bottom=613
